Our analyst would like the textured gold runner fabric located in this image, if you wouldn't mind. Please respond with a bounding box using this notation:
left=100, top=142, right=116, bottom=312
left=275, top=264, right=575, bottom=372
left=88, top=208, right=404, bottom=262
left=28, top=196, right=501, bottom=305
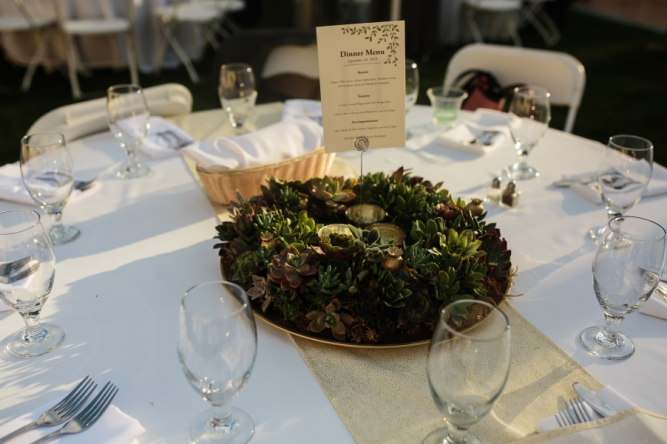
left=291, top=304, right=603, bottom=444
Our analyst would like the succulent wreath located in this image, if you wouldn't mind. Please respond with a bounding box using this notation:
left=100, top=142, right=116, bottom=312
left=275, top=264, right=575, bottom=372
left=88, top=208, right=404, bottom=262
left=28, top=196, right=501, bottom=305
left=214, top=168, right=512, bottom=344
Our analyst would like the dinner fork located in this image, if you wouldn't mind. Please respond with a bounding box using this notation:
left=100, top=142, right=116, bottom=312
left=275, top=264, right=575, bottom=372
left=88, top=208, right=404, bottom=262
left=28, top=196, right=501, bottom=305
left=555, top=397, right=593, bottom=427
left=30, top=381, right=119, bottom=444
left=0, top=376, right=95, bottom=444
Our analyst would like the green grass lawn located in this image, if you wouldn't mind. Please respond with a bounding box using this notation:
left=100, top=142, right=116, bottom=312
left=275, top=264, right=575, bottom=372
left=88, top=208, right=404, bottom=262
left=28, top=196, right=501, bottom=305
left=0, top=7, right=665, bottom=167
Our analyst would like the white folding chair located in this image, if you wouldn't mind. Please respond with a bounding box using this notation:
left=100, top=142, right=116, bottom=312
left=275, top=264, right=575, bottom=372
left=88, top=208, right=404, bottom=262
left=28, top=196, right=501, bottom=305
left=54, top=0, right=139, bottom=99
left=154, top=0, right=245, bottom=84
left=462, top=0, right=523, bottom=47
left=0, top=0, right=56, bottom=91
left=444, top=43, right=585, bottom=133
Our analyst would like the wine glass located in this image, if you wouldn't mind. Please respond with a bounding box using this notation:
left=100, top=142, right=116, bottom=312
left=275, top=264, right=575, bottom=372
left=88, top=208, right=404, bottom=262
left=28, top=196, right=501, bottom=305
left=178, top=281, right=257, bottom=444
left=579, top=216, right=666, bottom=361
left=106, top=84, right=151, bottom=179
left=0, top=210, right=62, bottom=358
left=505, top=85, right=551, bottom=180
left=20, top=132, right=80, bottom=246
left=588, top=135, right=653, bottom=241
left=405, top=59, right=419, bottom=139
left=424, top=300, right=511, bottom=444
left=219, top=63, right=257, bottom=134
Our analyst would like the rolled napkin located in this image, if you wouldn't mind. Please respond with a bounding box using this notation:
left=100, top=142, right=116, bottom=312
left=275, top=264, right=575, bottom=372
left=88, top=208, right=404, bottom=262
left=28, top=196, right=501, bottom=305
left=282, top=99, right=322, bottom=125
left=640, top=288, right=667, bottom=320
left=0, top=164, right=102, bottom=207
left=181, top=119, right=323, bottom=172
left=436, top=109, right=508, bottom=156
left=117, top=116, right=195, bottom=159
left=0, top=395, right=145, bottom=443
left=535, top=386, right=637, bottom=433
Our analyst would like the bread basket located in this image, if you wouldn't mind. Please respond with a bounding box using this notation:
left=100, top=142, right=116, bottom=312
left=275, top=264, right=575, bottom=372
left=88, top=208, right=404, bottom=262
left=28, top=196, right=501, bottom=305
left=197, top=147, right=336, bottom=205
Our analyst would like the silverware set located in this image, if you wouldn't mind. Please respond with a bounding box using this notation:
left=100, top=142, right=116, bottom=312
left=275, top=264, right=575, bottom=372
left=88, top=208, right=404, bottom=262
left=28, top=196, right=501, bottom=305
left=463, top=130, right=500, bottom=146
left=0, top=376, right=119, bottom=444
left=554, top=383, right=619, bottom=429
left=156, top=130, right=192, bottom=149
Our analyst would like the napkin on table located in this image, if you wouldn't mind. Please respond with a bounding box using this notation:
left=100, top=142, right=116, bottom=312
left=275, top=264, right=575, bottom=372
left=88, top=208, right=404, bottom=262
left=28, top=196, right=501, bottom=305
left=181, top=118, right=324, bottom=172
left=118, top=116, right=195, bottom=159
left=535, top=385, right=637, bottom=433
left=0, top=164, right=102, bottom=207
left=436, top=108, right=508, bottom=156
left=282, top=99, right=322, bottom=125
left=0, top=395, right=145, bottom=443
left=640, top=279, right=667, bottom=320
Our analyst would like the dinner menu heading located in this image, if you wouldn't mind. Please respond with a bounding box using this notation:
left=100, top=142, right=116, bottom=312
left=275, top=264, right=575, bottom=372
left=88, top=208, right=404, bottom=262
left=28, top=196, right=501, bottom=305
left=316, top=21, right=406, bottom=153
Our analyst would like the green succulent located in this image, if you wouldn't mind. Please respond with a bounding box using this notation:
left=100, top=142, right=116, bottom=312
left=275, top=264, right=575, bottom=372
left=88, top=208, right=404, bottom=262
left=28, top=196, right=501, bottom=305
left=268, top=246, right=319, bottom=291
left=338, top=268, right=368, bottom=294
left=231, top=250, right=259, bottom=284
left=306, top=299, right=354, bottom=341
left=377, top=270, right=412, bottom=308
left=309, top=176, right=356, bottom=211
left=313, top=233, right=361, bottom=262
left=311, top=265, right=343, bottom=299
left=400, top=285, right=435, bottom=325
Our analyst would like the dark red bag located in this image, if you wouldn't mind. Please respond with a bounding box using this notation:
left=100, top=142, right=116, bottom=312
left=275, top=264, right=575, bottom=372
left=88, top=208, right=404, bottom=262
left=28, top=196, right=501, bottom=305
left=453, top=70, right=523, bottom=112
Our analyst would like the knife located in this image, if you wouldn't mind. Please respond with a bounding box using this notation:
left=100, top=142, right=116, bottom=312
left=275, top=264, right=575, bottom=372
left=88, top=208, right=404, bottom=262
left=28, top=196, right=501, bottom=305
left=573, top=383, right=618, bottom=418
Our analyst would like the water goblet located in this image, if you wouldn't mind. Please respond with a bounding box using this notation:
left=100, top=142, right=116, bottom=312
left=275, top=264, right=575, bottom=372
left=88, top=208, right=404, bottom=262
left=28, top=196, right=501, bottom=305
left=579, top=216, right=666, bottom=361
left=588, top=135, right=653, bottom=241
left=405, top=59, right=419, bottom=139
left=20, top=132, right=80, bottom=245
left=178, top=281, right=257, bottom=444
left=106, top=84, right=151, bottom=179
left=0, top=209, right=62, bottom=358
left=219, top=63, right=257, bottom=134
left=505, top=85, right=550, bottom=180
left=424, top=300, right=511, bottom=444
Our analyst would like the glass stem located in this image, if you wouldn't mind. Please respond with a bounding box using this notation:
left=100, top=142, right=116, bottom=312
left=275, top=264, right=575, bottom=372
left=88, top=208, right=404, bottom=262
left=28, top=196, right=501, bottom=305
left=21, top=309, right=45, bottom=343
left=446, top=423, right=470, bottom=444
left=517, top=149, right=529, bottom=170
left=209, top=404, right=235, bottom=433
left=127, top=151, right=140, bottom=170
left=597, top=312, right=625, bottom=348
left=48, top=210, right=66, bottom=237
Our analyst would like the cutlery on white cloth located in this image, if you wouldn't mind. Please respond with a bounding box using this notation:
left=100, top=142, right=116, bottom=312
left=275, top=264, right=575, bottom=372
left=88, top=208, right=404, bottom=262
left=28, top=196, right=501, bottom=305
left=0, top=164, right=102, bottom=207
left=117, top=116, right=195, bottom=159
left=640, top=285, right=667, bottom=320
left=436, top=109, right=508, bottom=156
left=181, top=118, right=324, bottom=172
left=535, top=385, right=636, bottom=433
left=281, top=99, right=322, bottom=125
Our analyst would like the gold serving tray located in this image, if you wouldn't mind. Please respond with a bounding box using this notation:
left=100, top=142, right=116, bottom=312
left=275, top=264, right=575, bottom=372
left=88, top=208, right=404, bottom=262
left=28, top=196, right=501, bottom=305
left=221, top=260, right=510, bottom=349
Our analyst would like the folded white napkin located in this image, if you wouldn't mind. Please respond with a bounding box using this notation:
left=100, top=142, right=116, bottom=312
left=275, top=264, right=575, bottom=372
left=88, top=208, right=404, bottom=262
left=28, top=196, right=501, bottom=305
left=0, top=395, right=145, bottom=443
left=536, top=386, right=637, bottom=433
left=117, top=116, right=195, bottom=159
left=640, top=286, right=667, bottom=320
left=0, top=164, right=102, bottom=207
left=282, top=99, right=322, bottom=125
left=561, top=166, right=667, bottom=205
left=181, top=118, right=324, bottom=172
left=436, top=109, right=508, bottom=156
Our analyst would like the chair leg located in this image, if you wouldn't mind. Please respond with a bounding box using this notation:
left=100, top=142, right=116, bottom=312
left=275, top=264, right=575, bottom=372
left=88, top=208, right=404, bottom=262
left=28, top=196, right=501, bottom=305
left=466, top=7, right=484, bottom=43
left=161, top=21, right=199, bottom=83
left=21, top=29, right=47, bottom=91
left=203, top=23, right=219, bottom=50
left=154, top=18, right=173, bottom=75
left=63, top=33, right=82, bottom=99
left=536, top=9, right=561, bottom=46
left=123, top=31, right=139, bottom=85
left=505, top=12, right=522, bottom=47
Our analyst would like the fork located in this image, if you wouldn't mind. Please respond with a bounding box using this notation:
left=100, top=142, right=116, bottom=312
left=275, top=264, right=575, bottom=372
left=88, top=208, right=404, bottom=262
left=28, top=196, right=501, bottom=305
left=30, top=382, right=119, bottom=444
left=555, top=397, right=593, bottom=427
left=156, top=130, right=192, bottom=149
left=0, top=376, right=95, bottom=444
left=0, top=256, right=33, bottom=278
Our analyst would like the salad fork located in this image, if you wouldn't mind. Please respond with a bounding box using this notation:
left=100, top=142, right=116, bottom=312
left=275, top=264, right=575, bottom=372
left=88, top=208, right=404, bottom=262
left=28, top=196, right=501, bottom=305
left=30, top=382, right=119, bottom=444
left=0, top=376, right=95, bottom=444
left=555, top=397, right=593, bottom=427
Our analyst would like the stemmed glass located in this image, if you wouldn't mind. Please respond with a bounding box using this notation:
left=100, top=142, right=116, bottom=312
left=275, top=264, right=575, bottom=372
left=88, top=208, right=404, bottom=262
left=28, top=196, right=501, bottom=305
left=505, top=85, right=551, bottom=180
left=424, top=300, right=511, bottom=444
left=178, top=281, right=257, bottom=444
left=405, top=59, right=419, bottom=139
left=0, top=210, right=62, bottom=358
left=588, top=135, right=653, bottom=241
left=20, top=132, right=80, bottom=246
left=579, top=216, right=666, bottom=361
left=219, top=63, right=257, bottom=134
left=106, top=84, right=151, bottom=179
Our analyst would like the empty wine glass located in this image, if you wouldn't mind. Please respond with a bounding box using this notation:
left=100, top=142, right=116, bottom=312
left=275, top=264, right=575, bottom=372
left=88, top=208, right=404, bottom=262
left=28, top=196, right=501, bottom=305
left=178, top=281, right=257, bottom=444
left=580, top=216, right=666, bottom=361
left=106, top=84, right=151, bottom=179
left=219, top=63, right=257, bottom=134
left=505, top=85, right=551, bottom=180
left=21, top=132, right=80, bottom=246
left=0, top=210, right=62, bottom=358
left=588, top=135, right=653, bottom=241
left=424, top=300, right=511, bottom=444
left=406, top=59, right=419, bottom=139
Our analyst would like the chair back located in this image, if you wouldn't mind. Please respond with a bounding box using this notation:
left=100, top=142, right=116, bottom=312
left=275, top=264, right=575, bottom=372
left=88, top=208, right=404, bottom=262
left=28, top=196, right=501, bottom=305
left=28, top=84, right=193, bottom=141
left=444, top=43, right=585, bottom=132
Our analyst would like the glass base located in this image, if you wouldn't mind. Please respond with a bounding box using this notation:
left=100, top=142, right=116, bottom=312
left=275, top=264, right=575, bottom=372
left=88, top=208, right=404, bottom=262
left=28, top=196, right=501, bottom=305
left=423, top=427, right=481, bottom=444
left=189, top=407, right=254, bottom=444
left=117, top=163, right=150, bottom=179
left=579, top=326, right=635, bottom=361
left=49, top=225, right=80, bottom=246
left=5, top=323, right=65, bottom=358
left=587, top=226, right=605, bottom=241
left=505, top=163, right=539, bottom=180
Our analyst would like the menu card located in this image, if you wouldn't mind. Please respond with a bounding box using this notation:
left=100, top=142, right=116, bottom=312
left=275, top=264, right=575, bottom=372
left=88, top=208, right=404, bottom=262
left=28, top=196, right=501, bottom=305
left=316, top=21, right=406, bottom=153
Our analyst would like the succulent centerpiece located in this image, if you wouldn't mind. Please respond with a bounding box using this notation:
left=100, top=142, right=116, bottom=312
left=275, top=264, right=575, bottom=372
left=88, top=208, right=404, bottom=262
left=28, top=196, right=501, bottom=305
left=215, top=167, right=512, bottom=345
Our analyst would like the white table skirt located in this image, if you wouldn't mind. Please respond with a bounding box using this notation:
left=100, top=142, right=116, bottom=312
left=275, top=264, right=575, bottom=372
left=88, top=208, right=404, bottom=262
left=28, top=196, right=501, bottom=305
left=0, top=104, right=665, bottom=443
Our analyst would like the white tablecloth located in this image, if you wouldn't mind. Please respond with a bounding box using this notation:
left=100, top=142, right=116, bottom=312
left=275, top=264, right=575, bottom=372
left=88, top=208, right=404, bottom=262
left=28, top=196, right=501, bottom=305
left=0, top=104, right=665, bottom=443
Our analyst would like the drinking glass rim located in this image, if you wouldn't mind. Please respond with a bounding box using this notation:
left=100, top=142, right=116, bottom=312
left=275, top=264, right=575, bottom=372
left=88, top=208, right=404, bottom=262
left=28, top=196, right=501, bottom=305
left=440, top=300, right=510, bottom=342
left=107, top=84, right=143, bottom=95
left=608, top=135, right=653, bottom=151
left=513, top=85, right=550, bottom=98
left=608, top=216, right=666, bottom=243
left=220, top=62, right=253, bottom=73
left=182, top=280, right=250, bottom=320
left=0, top=209, right=41, bottom=235
left=21, top=132, right=65, bottom=148
left=427, top=86, right=468, bottom=99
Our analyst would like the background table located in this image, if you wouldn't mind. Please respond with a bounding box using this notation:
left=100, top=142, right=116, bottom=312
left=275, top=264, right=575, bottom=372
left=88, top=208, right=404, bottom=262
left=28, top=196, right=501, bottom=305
left=0, top=104, right=665, bottom=443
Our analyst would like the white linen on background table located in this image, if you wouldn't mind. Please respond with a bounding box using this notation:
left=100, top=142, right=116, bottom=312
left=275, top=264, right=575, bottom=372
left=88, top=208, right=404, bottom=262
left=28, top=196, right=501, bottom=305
left=561, top=167, right=667, bottom=204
